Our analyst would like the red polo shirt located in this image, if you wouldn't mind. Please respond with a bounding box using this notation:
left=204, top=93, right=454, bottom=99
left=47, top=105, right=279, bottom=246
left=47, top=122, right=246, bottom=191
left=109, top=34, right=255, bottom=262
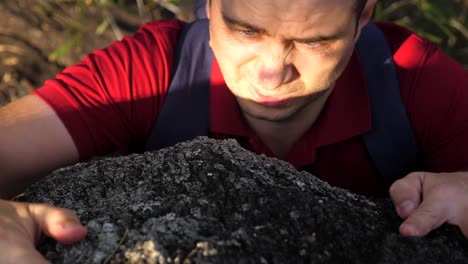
left=34, top=19, right=468, bottom=197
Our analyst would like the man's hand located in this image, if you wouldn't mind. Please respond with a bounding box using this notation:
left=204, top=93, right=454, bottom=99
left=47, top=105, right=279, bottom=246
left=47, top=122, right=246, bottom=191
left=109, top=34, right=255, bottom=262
left=389, top=171, right=468, bottom=237
left=0, top=199, right=88, bottom=264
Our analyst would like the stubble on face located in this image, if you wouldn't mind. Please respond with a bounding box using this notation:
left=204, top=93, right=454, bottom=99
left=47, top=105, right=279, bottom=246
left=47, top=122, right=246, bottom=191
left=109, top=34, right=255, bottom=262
left=208, top=0, right=357, bottom=124
left=235, top=77, right=335, bottom=123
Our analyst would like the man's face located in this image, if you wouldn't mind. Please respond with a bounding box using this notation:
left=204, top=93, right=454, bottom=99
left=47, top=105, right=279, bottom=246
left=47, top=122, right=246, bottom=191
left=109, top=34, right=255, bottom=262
left=207, top=0, right=365, bottom=122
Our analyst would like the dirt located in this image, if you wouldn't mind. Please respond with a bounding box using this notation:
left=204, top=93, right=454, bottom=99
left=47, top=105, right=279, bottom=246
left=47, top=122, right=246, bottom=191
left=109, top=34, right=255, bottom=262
left=16, top=137, right=468, bottom=264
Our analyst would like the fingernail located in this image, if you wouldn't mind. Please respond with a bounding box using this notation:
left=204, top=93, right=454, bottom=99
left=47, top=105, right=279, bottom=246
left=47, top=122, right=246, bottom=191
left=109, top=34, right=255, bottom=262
left=61, top=221, right=82, bottom=230
left=401, top=223, right=420, bottom=237
left=399, top=201, right=415, bottom=216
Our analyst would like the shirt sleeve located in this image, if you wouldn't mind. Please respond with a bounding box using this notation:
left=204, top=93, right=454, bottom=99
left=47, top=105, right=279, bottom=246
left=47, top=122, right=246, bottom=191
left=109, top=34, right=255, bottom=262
left=393, top=29, right=468, bottom=172
left=33, top=19, right=185, bottom=161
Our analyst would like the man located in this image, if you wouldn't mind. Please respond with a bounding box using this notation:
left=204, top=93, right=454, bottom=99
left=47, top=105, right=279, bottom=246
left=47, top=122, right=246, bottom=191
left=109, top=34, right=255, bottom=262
left=0, top=0, right=467, bottom=262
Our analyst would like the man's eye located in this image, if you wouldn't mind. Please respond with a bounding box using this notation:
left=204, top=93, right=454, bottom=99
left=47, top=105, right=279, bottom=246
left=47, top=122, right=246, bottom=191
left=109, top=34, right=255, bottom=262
left=299, top=41, right=321, bottom=48
left=239, top=29, right=257, bottom=36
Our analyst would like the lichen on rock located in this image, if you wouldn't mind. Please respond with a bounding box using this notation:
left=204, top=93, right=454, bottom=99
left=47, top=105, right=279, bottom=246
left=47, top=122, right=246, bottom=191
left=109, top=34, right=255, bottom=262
left=17, top=137, right=468, bottom=263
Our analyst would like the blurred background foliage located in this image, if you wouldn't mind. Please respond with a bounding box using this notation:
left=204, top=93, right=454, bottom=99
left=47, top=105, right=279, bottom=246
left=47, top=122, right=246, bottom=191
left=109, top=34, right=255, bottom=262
left=374, top=0, right=468, bottom=65
left=35, top=0, right=467, bottom=65
left=33, top=0, right=195, bottom=63
left=1, top=0, right=465, bottom=105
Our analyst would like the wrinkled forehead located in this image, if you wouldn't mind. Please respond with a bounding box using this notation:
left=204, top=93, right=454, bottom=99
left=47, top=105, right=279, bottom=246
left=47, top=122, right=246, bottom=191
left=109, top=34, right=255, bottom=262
left=214, top=0, right=355, bottom=18
left=213, top=0, right=355, bottom=36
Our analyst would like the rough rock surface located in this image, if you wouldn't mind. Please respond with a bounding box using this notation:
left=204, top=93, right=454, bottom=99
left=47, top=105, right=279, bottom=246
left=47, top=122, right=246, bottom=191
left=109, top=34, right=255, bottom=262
left=18, top=137, right=468, bottom=263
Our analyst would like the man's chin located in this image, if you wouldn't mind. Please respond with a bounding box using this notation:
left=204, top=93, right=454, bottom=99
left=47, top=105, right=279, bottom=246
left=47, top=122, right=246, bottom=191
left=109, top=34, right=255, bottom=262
left=237, top=100, right=298, bottom=123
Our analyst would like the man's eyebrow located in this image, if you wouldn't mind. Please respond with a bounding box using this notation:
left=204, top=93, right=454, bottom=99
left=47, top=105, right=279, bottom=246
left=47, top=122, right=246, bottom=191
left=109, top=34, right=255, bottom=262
left=221, top=12, right=345, bottom=42
left=294, top=33, right=343, bottom=43
left=222, top=13, right=266, bottom=33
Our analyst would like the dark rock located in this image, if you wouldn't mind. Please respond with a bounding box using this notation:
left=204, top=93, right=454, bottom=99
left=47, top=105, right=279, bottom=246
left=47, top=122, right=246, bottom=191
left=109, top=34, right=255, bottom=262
left=17, top=137, right=468, bottom=263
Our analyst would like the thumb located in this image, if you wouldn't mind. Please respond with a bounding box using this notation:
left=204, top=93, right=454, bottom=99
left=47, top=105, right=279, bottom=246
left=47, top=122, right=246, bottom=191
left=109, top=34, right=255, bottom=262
left=27, top=203, right=88, bottom=245
left=399, top=195, right=451, bottom=237
left=0, top=237, right=51, bottom=264
left=389, top=172, right=424, bottom=219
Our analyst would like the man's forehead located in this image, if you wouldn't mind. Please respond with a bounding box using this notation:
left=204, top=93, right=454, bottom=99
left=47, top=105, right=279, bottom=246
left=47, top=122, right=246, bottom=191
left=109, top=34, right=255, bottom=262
left=214, top=0, right=355, bottom=36
left=215, top=0, right=354, bottom=22
left=215, top=0, right=354, bottom=13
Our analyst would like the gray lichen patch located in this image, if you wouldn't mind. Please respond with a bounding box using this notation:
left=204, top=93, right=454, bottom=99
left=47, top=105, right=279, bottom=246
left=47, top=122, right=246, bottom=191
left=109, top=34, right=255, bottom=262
left=18, top=137, right=468, bottom=263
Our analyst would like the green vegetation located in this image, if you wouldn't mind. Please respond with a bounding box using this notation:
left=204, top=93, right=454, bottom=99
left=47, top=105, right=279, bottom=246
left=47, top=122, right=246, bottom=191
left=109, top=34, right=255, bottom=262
left=37, top=0, right=468, bottom=65
left=374, top=0, right=468, bottom=65
left=35, top=0, right=132, bottom=61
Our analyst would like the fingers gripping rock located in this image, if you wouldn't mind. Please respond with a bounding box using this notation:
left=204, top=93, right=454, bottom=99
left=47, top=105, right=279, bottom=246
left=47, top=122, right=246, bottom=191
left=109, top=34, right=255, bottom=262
left=17, top=137, right=468, bottom=263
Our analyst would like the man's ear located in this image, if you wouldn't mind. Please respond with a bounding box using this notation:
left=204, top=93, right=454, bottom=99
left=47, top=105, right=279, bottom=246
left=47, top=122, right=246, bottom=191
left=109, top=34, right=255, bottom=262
left=355, top=0, right=377, bottom=41
left=205, top=0, right=211, bottom=19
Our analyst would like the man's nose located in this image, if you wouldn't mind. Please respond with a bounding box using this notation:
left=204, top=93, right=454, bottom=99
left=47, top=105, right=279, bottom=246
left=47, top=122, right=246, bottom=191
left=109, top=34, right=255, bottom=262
left=255, top=42, right=294, bottom=90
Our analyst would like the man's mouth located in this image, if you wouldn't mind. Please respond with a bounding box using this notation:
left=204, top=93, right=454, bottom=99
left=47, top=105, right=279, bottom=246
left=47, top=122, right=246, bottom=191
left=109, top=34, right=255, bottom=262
left=247, top=84, right=292, bottom=106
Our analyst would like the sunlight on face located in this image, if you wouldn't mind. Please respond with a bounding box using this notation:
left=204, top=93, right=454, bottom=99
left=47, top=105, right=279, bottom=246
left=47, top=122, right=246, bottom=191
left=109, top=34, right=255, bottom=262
left=207, top=0, right=359, bottom=122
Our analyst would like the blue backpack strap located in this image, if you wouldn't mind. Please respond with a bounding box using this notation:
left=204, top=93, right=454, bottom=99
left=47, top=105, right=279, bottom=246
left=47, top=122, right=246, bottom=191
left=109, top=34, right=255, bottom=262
left=145, top=19, right=213, bottom=151
left=357, top=23, right=421, bottom=187
left=194, top=0, right=207, bottom=19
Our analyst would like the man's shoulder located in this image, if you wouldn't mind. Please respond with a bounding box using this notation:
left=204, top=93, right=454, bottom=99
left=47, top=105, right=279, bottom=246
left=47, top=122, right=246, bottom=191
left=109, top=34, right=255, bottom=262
left=138, top=18, right=187, bottom=31
left=372, top=21, right=458, bottom=86
left=374, top=21, right=436, bottom=57
left=136, top=18, right=187, bottom=36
